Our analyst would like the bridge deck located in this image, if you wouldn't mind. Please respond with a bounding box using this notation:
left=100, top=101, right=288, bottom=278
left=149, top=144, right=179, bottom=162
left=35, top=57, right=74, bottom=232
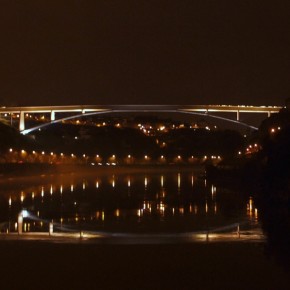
left=0, top=104, right=282, bottom=114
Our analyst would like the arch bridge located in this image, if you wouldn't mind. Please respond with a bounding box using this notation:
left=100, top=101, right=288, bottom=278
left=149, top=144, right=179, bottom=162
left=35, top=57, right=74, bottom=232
left=0, top=104, right=282, bottom=134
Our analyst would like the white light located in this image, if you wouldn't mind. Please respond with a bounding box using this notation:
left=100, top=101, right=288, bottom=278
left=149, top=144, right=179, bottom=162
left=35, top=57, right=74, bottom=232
left=22, top=210, right=29, bottom=218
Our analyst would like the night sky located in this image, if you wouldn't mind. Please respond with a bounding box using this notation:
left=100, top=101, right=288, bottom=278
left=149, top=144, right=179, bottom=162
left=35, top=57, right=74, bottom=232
left=0, top=0, right=290, bottom=107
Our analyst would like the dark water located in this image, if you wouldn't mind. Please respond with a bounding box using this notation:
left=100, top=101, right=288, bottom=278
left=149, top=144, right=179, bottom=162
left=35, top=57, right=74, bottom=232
left=2, top=168, right=290, bottom=289
left=0, top=168, right=258, bottom=235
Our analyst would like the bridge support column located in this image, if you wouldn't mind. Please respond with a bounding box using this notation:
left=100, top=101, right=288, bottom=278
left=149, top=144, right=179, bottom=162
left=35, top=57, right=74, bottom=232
left=268, top=111, right=271, bottom=118
left=19, top=111, right=25, bottom=131
left=51, top=111, right=56, bottom=121
left=49, top=222, right=53, bottom=236
left=236, top=111, right=240, bottom=121
left=18, top=212, right=23, bottom=235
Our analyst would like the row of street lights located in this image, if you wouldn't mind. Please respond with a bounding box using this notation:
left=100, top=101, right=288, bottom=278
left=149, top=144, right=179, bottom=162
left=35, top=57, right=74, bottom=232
left=6, top=148, right=222, bottom=164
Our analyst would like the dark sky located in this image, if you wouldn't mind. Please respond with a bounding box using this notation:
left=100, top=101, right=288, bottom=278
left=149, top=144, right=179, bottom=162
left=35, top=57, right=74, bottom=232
left=0, top=0, right=290, bottom=106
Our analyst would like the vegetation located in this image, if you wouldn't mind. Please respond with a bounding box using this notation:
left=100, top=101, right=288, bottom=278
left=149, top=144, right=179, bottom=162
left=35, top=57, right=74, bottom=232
left=30, top=123, right=244, bottom=158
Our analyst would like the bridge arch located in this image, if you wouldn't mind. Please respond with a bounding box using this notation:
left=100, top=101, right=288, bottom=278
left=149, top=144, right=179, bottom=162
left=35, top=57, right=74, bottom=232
left=21, top=109, right=258, bottom=135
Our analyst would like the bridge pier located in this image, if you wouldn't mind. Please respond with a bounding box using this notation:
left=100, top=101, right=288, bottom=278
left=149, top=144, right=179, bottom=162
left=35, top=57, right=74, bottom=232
left=19, top=111, right=25, bottom=131
left=51, top=110, right=56, bottom=121
left=18, top=212, right=23, bottom=235
left=236, top=110, right=240, bottom=121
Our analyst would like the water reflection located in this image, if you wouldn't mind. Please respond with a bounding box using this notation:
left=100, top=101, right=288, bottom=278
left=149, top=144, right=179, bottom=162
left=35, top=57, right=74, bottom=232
left=247, top=197, right=259, bottom=223
left=0, top=170, right=255, bottom=234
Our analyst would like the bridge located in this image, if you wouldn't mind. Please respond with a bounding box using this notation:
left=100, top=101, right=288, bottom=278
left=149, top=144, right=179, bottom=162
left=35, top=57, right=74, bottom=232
left=0, top=104, right=282, bottom=134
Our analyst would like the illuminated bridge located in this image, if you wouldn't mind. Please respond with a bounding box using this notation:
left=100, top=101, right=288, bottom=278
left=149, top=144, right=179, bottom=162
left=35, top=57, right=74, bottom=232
left=0, top=104, right=282, bottom=134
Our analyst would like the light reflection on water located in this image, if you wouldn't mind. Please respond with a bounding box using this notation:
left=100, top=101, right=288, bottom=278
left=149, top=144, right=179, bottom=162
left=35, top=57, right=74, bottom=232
left=0, top=170, right=258, bottom=234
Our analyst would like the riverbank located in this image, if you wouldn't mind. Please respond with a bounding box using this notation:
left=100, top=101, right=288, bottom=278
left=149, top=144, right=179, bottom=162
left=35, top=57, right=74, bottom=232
left=0, top=162, right=204, bottom=175
left=0, top=163, right=205, bottom=188
left=1, top=240, right=289, bottom=290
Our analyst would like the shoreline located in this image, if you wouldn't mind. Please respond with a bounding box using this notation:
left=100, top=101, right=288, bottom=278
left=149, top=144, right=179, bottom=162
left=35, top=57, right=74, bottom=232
left=0, top=163, right=205, bottom=182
